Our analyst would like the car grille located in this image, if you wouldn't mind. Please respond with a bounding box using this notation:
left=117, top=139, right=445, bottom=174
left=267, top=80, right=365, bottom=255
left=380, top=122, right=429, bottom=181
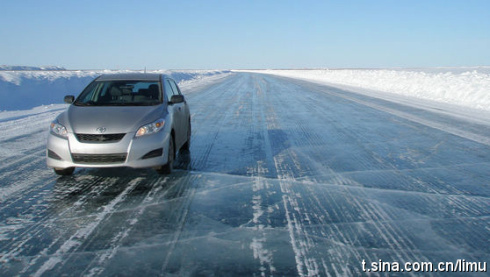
left=72, top=153, right=127, bottom=164
left=75, top=133, right=126, bottom=143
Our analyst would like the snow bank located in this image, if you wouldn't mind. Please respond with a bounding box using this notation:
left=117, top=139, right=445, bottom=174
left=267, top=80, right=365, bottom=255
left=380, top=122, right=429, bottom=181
left=0, top=69, right=231, bottom=111
left=0, top=65, right=66, bottom=71
left=245, top=68, right=490, bottom=111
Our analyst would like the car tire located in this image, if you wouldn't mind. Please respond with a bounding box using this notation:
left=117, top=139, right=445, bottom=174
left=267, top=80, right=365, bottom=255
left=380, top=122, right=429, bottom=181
left=181, top=120, right=191, bottom=151
left=156, top=136, right=174, bottom=175
left=54, top=167, right=75, bottom=176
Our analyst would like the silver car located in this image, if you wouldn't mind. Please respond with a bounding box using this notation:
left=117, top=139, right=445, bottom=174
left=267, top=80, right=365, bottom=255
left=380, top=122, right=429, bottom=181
left=46, top=73, right=191, bottom=175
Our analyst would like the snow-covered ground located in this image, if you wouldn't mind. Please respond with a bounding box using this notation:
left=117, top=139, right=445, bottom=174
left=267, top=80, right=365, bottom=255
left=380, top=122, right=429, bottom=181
left=241, top=67, right=490, bottom=112
left=0, top=68, right=232, bottom=111
left=1, top=72, right=489, bottom=276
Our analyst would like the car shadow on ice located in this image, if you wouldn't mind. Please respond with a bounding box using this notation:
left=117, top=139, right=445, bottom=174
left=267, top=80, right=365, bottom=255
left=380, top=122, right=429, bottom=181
left=49, top=169, right=194, bottom=216
left=48, top=151, right=193, bottom=208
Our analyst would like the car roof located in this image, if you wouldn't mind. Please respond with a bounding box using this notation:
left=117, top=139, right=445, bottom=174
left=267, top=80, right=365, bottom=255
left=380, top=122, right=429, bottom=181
left=96, top=73, right=164, bottom=82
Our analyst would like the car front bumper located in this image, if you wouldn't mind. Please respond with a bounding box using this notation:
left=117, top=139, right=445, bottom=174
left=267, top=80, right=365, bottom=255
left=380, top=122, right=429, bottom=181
left=46, top=129, right=171, bottom=169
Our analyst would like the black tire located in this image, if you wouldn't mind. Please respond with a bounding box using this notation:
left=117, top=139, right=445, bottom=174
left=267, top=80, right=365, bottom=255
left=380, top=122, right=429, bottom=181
left=156, top=136, right=174, bottom=175
left=181, top=120, right=191, bottom=151
left=54, top=167, right=75, bottom=176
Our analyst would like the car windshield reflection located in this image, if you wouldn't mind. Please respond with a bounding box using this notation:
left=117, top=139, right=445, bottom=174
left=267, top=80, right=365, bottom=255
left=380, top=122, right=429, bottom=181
left=74, top=81, right=162, bottom=107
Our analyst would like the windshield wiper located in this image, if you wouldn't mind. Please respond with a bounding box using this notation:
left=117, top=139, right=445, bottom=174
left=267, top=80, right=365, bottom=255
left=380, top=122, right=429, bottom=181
left=106, top=102, right=152, bottom=106
left=74, top=101, right=98, bottom=106
left=74, top=102, right=156, bottom=107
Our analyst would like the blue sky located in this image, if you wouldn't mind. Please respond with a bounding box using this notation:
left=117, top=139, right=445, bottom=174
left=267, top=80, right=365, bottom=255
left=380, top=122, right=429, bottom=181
left=1, top=0, right=489, bottom=69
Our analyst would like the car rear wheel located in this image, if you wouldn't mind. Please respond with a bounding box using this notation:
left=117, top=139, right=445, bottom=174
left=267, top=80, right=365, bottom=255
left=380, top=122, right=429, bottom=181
left=54, top=167, right=75, bottom=176
left=156, top=136, right=174, bottom=175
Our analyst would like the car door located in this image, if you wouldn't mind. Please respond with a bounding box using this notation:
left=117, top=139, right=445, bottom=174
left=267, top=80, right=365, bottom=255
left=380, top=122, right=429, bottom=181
left=166, top=79, right=186, bottom=148
left=170, top=80, right=190, bottom=147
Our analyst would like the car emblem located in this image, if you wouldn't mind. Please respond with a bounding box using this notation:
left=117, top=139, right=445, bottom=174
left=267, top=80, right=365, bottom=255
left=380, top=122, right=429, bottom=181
left=96, top=127, right=107, bottom=133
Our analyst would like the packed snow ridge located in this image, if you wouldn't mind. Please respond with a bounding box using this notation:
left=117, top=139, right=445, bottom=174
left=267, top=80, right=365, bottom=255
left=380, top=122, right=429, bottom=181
left=0, top=65, right=66, bottom=71
left=243, top=67, right=490, bottom=112
left=0, top=69, right=231, bottom=111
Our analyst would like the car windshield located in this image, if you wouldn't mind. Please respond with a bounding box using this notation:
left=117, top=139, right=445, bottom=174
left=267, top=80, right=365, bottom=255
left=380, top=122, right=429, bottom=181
left=74, top=81, right=162, bottom=106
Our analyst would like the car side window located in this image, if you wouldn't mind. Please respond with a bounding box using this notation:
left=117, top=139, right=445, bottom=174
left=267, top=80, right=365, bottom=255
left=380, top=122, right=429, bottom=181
left=163, top=79, right=174, bottom=101
left=169, top=80, right=182, bottom=96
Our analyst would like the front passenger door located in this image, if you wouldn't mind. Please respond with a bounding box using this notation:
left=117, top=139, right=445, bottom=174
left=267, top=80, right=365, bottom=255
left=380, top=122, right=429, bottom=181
left=166, top=79, right=185, bottom=148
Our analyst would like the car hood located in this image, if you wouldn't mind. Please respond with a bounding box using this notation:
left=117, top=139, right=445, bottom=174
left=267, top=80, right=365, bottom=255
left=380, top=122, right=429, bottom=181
left=60, top=105, right=166, bottom=134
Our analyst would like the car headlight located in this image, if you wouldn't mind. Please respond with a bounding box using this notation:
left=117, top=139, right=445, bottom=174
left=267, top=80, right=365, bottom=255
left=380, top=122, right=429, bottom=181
left=135, top=119, right=165, bottom=137
left=50, top=120, right=68, bottom=138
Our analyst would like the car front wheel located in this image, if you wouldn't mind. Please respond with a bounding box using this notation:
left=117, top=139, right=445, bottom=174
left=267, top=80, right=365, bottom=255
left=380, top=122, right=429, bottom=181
left=181, top=120, right=191, bottom=151
left=156, top=136, right=174, bottom=175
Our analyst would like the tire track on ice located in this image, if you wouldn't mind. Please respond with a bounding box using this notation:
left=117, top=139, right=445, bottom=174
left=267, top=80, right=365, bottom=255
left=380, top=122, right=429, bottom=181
left=0, top=151, right=50, bottom=204
left=264, top=76, right=416, bottom=274
left=258, top=74, right=428, bottom=276
left=187, top=75, right=243, bottom=170
left=249, top=169, right=277, bottom=277
left=83, top=177, right=168, bottom=277
left=0, top=108, right=60, bottom=204
left=160, top=175, right=197, bottom=275
left=255, top=75, right=322, bottom=276
left=189, top=74, right=252, bottom=171
left=247, top=77, right=279, bottom=276
left=30, top=178, right=142, bottom=277
left=262, top=75, right=428, bottom=276
left=0, top=175, right=111, bottom=267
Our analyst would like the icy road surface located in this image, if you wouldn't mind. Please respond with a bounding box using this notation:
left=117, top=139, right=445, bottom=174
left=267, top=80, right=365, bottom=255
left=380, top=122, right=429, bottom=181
left=1, top=73, right=489, bottom=276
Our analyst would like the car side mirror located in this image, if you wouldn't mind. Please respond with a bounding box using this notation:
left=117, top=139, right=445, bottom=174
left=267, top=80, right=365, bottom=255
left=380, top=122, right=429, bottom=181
left=64, top=95, right=75, bottom=104
left=169, top=95, right=185, bottom=104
